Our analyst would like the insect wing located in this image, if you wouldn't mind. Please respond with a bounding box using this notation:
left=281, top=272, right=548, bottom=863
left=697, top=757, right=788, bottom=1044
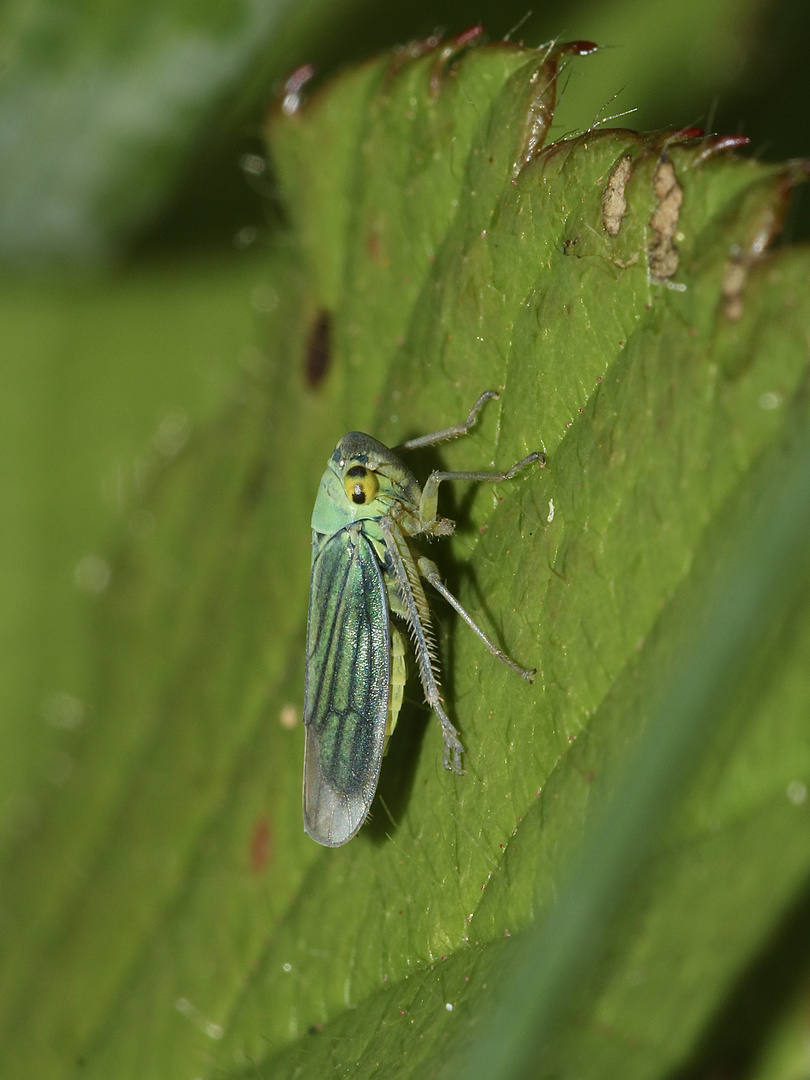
left=303, top=524, right=391, bottom=846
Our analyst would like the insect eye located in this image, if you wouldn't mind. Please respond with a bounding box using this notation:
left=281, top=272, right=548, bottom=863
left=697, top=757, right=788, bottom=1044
left=344, top=465, right=379, bottom=505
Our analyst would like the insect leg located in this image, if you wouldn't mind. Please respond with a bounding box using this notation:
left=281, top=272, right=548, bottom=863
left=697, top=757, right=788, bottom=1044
left=418, top=451, right=545, bottom=527
left=418, top=556, right=536, bottom=682
left=379, top=518, right=465, bottom=773
left=395, top=390, right=499, bottom=451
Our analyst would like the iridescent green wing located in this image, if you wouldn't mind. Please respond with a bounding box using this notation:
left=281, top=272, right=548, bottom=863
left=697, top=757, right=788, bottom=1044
left=303, top=522, right=391, bottom=847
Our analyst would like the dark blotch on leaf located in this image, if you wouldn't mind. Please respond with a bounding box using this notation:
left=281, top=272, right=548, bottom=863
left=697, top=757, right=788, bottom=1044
left=249, top=816, right=272, bottom=874
left=305, top=310, right=332, bottom=389
left=241, top=455, right=267, bottom=510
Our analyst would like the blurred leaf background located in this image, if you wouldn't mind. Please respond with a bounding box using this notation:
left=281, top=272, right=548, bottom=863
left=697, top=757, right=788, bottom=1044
left=2, top=0, right=810, bottom=1077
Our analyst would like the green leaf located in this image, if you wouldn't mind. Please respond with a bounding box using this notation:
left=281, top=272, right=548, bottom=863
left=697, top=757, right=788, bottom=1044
left=2, top=33, right=810, bottom=1080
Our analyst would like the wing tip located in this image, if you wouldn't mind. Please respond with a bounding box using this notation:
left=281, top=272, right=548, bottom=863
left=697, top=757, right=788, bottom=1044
left=303, top=791, right=367, bottom=847
left=303, top=736, right=372, bottom=848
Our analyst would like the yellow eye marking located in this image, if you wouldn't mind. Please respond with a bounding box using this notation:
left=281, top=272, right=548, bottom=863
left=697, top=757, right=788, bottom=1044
left=344, top=464, right=379, bottom=505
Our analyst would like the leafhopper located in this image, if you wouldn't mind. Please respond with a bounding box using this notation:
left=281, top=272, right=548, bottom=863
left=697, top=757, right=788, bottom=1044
left=303, top=391, right=543, bottom=846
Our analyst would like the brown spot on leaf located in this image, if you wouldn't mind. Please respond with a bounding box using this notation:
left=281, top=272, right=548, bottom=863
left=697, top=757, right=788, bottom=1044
left=250, top=816, right=273, bottom=874
left=602, top=155, right=632, bottom=236
left=720, top=178, right=791, bottom=322
left=720, top=258, right=748, bottom=322
left=241, top=454, right=267, bottom=509
left=367, top=228, right=389, bottom=267
left=305, top=310, right=332, bottom=389
left=649, top=156, right=683, bottom=280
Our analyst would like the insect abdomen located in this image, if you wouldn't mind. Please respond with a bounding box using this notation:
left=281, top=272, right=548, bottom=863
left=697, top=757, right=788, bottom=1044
left=385, top=623, right=407, bottom=746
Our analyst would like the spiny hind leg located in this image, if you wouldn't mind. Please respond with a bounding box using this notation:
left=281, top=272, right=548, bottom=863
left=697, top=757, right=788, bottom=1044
left=380, top=517, right=465, bottom=773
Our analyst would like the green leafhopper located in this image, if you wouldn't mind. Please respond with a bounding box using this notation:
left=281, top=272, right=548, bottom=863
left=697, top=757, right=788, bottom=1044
left=303, top=391, right=544, bottom=846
